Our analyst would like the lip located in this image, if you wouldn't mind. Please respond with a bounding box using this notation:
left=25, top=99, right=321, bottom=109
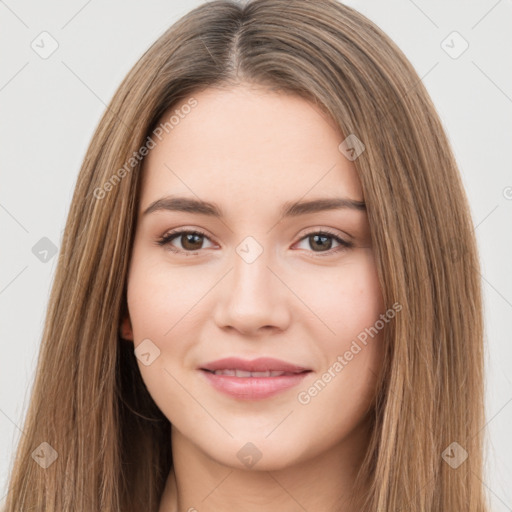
left=199, top=357, right=312, bottom=400
left=200, top=357, right=310, bottom=373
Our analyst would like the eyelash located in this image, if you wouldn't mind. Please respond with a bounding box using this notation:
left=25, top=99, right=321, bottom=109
left=155, top=228, right=353, bottom=258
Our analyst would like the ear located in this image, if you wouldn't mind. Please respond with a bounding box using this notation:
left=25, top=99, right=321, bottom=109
left=119, top=313, right=134, bottom=341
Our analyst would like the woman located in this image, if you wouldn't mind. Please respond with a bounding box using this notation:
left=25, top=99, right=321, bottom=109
left=3, top=1, right=488, bottom=510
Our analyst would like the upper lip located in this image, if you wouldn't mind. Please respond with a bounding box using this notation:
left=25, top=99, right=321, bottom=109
left=200, top=357, right=310, bottom=373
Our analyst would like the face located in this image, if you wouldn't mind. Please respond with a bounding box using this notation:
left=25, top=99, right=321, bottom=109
left=121, top=84, right=386, bottom=471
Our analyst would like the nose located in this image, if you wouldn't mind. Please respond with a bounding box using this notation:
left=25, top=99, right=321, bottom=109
left=212, top=245, right=291, bottom=336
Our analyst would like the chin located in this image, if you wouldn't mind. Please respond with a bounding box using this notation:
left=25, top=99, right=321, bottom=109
left=201, top=434, right=311, bottom=472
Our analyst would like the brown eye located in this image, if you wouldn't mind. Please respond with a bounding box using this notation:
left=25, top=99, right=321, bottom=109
left=157, top=229, right=214, bottom=253
left=308, top=234, right=334, bottom=251
left=295, top=230, right=352, bottom=255
left=179, top=232, right=204, bottom=251
left=156, top=229, right=352, bottom=257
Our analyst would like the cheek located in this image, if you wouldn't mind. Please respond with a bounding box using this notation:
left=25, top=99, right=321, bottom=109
left=125, top=255, right=201, bottom=422
left=295, top=252, right=385, bottom=402
left=126, top=253, right=211, bottom=340
left=297, top=250, right=384, bottom=343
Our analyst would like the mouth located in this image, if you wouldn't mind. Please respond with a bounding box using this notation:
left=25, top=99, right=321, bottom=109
left=199, top=357, right=312, bottom=400
left=200, top=356, right=311, bottom=374
left=201, top=369, right=308, bottom=377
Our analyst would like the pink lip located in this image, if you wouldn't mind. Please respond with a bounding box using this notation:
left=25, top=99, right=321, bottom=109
left=200, top=357, right=310, bottom=373
left=199, top=357, right=311, bottom=400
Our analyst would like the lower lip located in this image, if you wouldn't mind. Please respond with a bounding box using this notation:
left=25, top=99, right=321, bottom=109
left=200, top=370, right=311, bottom=400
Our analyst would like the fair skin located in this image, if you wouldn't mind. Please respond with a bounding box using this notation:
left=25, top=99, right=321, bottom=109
left=120, top=83, right=385, bottom=512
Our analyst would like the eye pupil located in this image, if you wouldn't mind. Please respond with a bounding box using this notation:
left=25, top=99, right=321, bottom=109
left=310, top=234, right=332, bottom=251
left=182, top=233, right=203, bottom=250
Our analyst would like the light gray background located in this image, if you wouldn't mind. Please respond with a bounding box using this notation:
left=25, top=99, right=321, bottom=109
left=1, top=0, right=511, bottom=509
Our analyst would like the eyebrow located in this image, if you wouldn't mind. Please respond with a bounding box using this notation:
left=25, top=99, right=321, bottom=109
left=142, top=195, right=366, bottom=218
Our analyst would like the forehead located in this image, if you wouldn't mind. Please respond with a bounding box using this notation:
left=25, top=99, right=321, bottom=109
left=139, top=85, right=363, bottom=215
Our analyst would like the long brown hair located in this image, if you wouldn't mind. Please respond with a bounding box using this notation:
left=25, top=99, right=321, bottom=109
left=3, top=1, right=488, bottom=510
